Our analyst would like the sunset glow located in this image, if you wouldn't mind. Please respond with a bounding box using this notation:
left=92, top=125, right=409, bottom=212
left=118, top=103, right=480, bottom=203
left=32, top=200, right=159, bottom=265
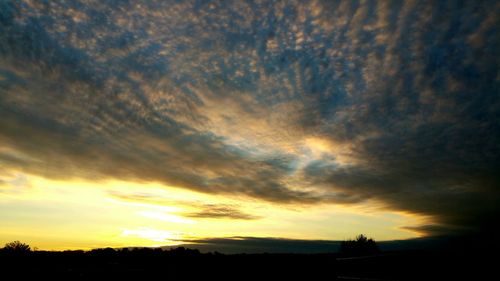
left=0, top=175, right=425, bottom=249
left=1, top=0, right=498, bottom=251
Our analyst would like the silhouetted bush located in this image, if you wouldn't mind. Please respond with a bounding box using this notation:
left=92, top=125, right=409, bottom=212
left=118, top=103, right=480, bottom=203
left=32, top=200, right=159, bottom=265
left=2, top=241, right=31, bottom=254
left=340, top=234, right=379, bottom=256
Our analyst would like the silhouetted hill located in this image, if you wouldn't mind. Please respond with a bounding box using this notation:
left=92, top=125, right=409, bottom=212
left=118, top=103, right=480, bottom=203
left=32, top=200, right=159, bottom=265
left=166, top=235, right=476, bottom=254
left=167, top=237, right=342, bottom=254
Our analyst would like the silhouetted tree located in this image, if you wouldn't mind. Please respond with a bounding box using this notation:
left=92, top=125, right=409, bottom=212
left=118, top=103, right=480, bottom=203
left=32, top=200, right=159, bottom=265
left=2, top=241, right=31, bottom=256
left=3, top=241, right=31, bottom=253
left=340, top=234, right=379, bottom=256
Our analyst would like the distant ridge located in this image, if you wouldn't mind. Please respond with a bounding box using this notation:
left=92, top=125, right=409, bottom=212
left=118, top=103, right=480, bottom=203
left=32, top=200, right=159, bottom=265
left=160, top=236, right=453, bottom=254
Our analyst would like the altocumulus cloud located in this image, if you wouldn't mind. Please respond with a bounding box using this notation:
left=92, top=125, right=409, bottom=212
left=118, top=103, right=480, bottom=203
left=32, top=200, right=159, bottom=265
left=0, top=1, right=499, bottom=235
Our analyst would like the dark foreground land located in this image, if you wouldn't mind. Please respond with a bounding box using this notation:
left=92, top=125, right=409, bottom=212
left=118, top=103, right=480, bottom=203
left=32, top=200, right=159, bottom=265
left=0, top=247, right=495, bottom=280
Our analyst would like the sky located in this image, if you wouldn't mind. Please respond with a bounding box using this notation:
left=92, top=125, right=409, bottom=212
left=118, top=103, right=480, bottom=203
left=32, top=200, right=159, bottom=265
left=0, top=0, right=499, bottom=251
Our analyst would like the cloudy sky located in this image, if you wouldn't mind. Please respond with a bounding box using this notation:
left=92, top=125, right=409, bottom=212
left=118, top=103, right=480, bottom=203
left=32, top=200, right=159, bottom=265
left=0, top=0, right=499, bottom=250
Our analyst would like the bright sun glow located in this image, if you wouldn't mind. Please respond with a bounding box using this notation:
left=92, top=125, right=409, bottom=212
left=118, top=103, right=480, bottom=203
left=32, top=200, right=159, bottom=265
left=122, top=228, right=179, bottom=243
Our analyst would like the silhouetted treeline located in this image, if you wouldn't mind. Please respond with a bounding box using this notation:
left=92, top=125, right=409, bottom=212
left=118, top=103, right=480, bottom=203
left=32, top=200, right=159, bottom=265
left=0, top=245, right=336, bottom=279
left=0, top=238, right=496, bottom=280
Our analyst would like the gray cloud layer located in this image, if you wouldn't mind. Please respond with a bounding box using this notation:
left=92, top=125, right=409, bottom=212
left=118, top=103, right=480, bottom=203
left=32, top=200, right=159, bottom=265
left=1, top=1, right=499, bottom=235
left=175, top=236, right=342, bottom=254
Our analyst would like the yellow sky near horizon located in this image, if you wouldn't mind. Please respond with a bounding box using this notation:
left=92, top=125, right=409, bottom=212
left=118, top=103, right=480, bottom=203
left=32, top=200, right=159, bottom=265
left=0, top=172, right=427, bottom=250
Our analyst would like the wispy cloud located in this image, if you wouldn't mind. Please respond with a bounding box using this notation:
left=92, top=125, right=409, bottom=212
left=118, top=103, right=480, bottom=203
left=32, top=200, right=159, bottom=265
left=108, top=190, right=259, bottom=221
left=185, top=204, right=260, bottom=220
left=0, top=169, right=31, bottom=194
